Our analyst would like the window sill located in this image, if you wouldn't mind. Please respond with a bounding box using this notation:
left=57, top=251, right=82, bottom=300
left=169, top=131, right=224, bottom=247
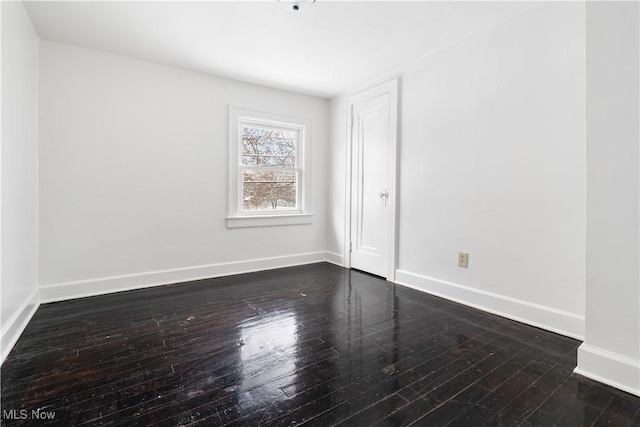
left=226, top=213, right=314, bottom=229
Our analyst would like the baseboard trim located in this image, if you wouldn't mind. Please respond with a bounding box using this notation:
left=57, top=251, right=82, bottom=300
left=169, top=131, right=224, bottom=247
left=395, top=269, right=585, bottom=340
left=325, top=251, right=344, bottom=267
left=40, top=252, right=329, bottom=303
left=1, top=289, right=40, bottom=364
left=575, top=344, right=640, bottom=397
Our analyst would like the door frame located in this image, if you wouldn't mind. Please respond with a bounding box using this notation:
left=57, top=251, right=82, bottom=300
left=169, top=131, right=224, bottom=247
left=343, top=78, right=399, bottom=281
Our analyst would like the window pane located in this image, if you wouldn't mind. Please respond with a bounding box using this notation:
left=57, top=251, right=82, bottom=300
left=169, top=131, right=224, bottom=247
left=242, top=170, right=297, bottom=210
left=241, top=126, right=297, bottom=167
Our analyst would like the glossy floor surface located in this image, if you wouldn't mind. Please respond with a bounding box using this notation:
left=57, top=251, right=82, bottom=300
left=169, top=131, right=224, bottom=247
left=2, top=263, right=640, bottom=426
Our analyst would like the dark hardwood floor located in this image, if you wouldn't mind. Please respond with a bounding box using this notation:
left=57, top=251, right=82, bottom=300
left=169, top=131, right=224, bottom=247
left=2, top=263, right=640, bottom=426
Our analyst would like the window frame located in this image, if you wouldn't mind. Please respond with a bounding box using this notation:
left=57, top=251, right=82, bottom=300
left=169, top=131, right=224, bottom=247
left=227, top=107, right=312, bottom=228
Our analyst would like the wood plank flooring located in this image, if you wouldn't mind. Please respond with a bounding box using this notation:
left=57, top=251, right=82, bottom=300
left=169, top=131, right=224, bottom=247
left=2, top=263, right=640, bottom=426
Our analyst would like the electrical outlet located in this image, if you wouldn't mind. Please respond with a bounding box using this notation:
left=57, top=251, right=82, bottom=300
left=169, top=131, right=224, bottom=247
left=458, top=252, right=469, bottom=268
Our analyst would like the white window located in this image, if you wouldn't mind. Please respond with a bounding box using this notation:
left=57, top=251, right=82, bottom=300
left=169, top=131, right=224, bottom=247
left=227, top=107, right=312, bottom=228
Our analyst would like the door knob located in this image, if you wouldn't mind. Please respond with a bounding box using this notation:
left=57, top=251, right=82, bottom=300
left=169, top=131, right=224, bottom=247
left=379, top=189, right=389, bottom=206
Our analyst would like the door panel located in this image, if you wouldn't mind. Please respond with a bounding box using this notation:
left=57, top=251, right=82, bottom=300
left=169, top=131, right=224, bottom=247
left=350, top=94, right=390, bottom=277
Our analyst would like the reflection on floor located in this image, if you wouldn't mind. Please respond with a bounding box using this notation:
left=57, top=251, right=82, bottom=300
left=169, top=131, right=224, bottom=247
left=2, top=263, right=640, bottom=426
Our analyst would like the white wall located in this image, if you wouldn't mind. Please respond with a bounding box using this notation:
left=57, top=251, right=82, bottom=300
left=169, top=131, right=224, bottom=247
left=1, top=1, right=40, bottom=362
left=327, top=94, right=347, bottom=265
left=38, top=41, right=329, bottom=301
left=397, top=2, right=586, bottom=337
left=329, top=3, right=586, bottom=338
left=576, top=1, right=640, bottom=397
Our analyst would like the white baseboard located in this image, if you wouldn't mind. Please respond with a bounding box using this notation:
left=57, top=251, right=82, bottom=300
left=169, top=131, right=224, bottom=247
left=325, top=251, right=344, bottom=267
left=39, top=252, right=331, bottom=303
left=394, top=269, right=585, bottom=340
left=575, top=344, right=640, bottom=397
left=1, top=289, right=40, bottom=364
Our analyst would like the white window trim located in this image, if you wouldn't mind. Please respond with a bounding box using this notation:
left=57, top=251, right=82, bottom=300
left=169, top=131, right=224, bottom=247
left=227, top=106, right=312, bottom=228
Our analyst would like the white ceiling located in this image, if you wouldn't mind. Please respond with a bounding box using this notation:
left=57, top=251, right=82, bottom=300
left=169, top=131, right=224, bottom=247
left=23, top=1, right=540, bottom=98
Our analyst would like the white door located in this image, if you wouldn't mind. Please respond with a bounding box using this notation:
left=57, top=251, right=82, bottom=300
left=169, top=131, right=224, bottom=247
left=348, top=80, right=398, bottom=279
